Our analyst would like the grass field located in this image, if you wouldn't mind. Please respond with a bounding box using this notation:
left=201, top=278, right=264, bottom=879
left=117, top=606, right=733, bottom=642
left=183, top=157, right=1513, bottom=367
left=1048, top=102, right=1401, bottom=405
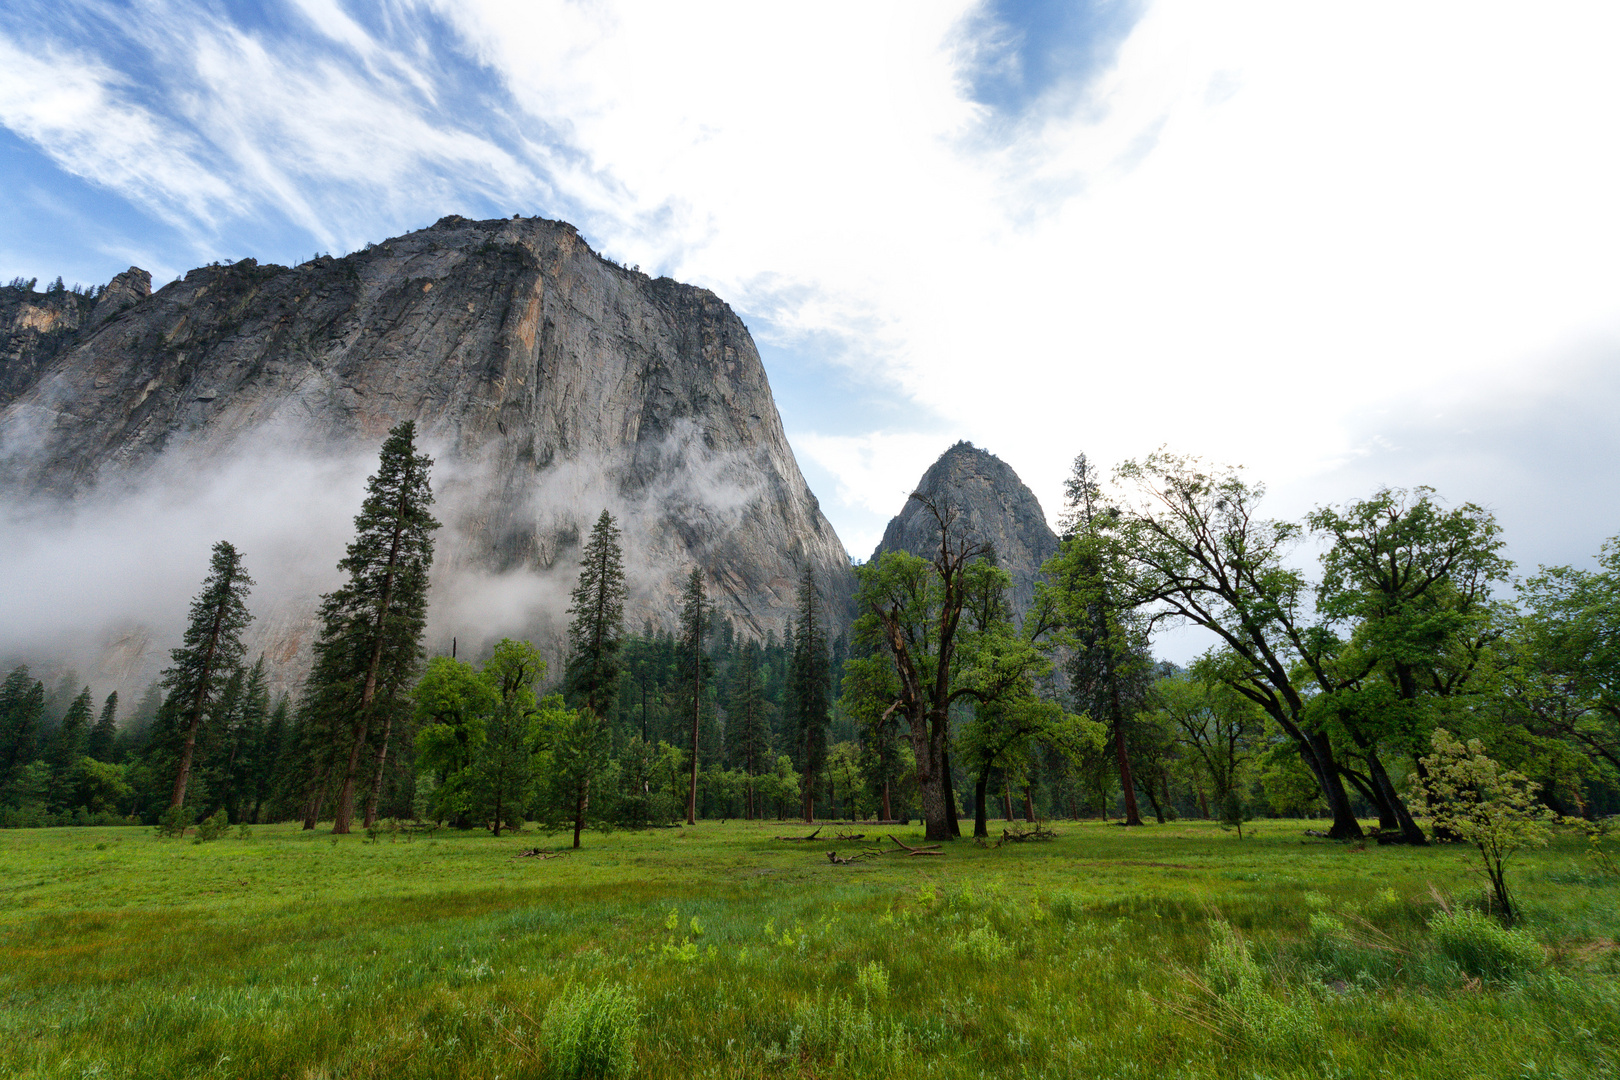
left=1, top=818, right=1616, bottom=1079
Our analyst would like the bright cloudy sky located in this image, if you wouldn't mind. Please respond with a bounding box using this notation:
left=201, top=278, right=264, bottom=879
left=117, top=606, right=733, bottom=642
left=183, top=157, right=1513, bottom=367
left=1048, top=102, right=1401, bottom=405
left=4, top=0, right=1619, bottom=571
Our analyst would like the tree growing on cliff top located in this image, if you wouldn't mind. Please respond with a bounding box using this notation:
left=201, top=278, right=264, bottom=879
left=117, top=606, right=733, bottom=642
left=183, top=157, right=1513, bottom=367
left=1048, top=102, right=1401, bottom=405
left=164, top=541, right=254, bottom=811
left=308, top=421, right=438, bottom=834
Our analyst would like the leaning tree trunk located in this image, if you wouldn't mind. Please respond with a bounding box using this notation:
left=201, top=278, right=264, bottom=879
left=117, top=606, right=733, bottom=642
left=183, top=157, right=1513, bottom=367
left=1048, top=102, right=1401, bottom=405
left=170, top=600, right=228, bottom=810
left=362, top=712, right=394, bottom=829
left=1367, top=747, right=1427, bottom=845
left=1306, top=732, right=1364, bottom=839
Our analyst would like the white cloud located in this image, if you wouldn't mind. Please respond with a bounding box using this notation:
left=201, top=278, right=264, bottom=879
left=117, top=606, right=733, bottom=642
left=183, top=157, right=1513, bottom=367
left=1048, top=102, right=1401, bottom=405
left=5, top=0, right=1619, bottom=582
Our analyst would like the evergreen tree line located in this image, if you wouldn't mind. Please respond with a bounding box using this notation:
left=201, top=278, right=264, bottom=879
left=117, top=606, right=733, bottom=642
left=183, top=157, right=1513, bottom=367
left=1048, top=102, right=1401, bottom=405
left=3, top=434, right=1616, bottom=840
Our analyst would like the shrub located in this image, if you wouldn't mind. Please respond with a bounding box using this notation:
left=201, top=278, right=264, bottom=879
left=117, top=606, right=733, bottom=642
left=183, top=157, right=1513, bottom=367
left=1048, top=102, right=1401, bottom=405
left=1408, top=728, right=1554, bottom=923
left=1427, top=907, right=1542, bottom=981
left=541, top=981, right=637, bottom=1080
left=154, top=805, right=193, bottom=839
left=193, top=810, right=230, bottom=842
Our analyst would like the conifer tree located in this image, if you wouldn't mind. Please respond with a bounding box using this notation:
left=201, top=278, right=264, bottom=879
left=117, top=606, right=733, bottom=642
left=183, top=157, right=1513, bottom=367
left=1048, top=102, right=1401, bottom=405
left=729, top=641, right=770, bottom=819
left=788, top=566, right=831, bottom=822
left=679, top=568, right=709, bottom=825
left=48, top=687, right=92, bottom=810
left=252, top=695, right=288, bottom=822
left=309, top=421, right=438, bottom=833
left=565, top=510, right=628, bottom=716
left=88, top=691, right=118, bottom=762
left=0, top=667, right=45, bottom=802
left=165, top=541, right=254, bottom=810
left=563, top=510, right=626, bottom=841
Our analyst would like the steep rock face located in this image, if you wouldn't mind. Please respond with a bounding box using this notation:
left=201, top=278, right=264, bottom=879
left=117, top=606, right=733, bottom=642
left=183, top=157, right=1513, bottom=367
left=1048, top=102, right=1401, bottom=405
left=0, top=215, right=852, bottom=692
left=871, top=442, right=1058, bottom=618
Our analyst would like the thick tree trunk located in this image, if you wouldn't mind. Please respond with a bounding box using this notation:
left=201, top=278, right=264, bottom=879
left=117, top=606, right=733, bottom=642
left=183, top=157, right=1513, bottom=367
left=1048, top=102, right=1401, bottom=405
left=363, top=712, right=393, bottom=829
left=1002, top=784, right=1014, bottom=821
left=1306, top=733, right=1363, bottom=839
left=974, top=768, right=990, bottom=838
left=301, top=764, right=329, bottom=830
left=943, top=748, right=962, bottom=837
left=1113, top=719, right=1143, bottom=826
left=882, top=780, right=892, bottom=823
left=1367, top=748, right=1426, bottom=844
left=331, top=716, right=370, bottom=834
left=573, top=779, right=587, bottom=849
left=1024, top=784, right=1036, bottom=822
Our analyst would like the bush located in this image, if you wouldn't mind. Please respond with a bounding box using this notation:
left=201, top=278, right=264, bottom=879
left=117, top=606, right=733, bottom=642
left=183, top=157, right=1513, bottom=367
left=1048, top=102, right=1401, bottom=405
left=1427, top=907, right=1542, bottom=981
left=541, top=982, right=637, bottom=1079
left=154, top=805, right=193, bottom=838
left=193, top=810, right=230, bottom=842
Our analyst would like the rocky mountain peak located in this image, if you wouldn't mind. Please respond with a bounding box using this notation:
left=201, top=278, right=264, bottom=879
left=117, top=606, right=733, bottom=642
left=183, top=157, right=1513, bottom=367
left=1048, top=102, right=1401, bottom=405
left=872, top=441, right=1058, bottom=618
left=0, top=215, right=853, bottom=696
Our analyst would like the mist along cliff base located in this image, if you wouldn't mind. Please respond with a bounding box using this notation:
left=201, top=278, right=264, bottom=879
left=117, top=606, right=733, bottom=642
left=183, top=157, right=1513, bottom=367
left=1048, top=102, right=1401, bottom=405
left=0, top=215, right=853, bottom=695
left=1, top=820, right=1615, bottom=1079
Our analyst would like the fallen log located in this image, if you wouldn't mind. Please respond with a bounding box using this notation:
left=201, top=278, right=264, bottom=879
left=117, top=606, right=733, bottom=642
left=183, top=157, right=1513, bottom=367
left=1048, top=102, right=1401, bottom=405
left=513, top=847, right=567, bottom=859
left=995, top=824, right=1057, bottom=846
left=887, top=834, right=944, bottom=855
left=775, top=826, right=824, bottom=841
left=826, top=849, right=883, bottom=865
left=835, top=832, right=867, bottom=841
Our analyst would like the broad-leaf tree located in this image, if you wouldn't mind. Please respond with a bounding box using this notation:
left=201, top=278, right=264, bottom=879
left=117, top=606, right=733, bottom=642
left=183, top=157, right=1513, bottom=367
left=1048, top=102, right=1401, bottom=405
left=1105, top=452, right=1365, bottom=837
left=851, top=494, right=1051, bottom=842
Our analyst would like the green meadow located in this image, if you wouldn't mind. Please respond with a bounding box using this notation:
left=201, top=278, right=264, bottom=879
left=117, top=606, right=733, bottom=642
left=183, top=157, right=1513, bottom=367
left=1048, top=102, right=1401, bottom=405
left=1, top=820, right=1615, bottom=1079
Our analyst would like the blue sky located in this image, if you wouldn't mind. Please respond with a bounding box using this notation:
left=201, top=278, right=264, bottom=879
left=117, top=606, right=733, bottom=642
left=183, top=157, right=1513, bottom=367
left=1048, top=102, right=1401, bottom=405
left=4, top=0, right=1620, bottom=608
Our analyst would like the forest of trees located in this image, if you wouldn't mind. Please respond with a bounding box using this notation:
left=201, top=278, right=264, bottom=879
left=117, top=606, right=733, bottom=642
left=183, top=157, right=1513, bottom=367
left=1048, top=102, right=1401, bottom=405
left=1, top=435, right=1616, bottom=841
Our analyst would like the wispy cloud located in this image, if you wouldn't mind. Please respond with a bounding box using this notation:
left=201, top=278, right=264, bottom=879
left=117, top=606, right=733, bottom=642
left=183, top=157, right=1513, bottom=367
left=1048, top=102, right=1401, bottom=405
left=4, top=0, right=1620, bottom=587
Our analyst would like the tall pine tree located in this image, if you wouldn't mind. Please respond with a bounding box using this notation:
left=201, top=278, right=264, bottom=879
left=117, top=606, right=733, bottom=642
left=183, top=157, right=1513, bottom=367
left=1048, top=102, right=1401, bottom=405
left=48, top=687, right=92, bottom=810
left=309, top=421, right=439, bottom=833
left=788, top=566, right=831, bottom=822
left=679, top=568, right=709, bottom=825
left=729, top=640, right=770, bottom=819
left=563, top=510, right=626, bottom=843
left=87, top=691, right=119, bottom=762
left=565, top=510, right=628, bottom=716
left=0, top=667, right=45, bottom=804
left=165, top=541, right=254, bottom=810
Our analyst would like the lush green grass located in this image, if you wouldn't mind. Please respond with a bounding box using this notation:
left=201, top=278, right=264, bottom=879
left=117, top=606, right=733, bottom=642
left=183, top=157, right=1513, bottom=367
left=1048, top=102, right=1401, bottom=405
left=1, top=818, right=1615, bottom=1079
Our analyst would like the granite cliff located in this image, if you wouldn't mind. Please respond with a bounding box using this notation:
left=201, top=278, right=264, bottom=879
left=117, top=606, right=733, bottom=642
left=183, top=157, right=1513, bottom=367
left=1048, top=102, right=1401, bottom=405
left=0, top=215, right=853, bottom=694
left=871, top=442, right=1058, bottom=618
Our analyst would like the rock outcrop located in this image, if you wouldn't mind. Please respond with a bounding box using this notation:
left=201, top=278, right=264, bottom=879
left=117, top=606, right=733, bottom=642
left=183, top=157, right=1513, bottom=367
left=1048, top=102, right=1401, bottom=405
left=0, top=215, right=852, bottom=694
left=871, top=442, right=1058, bottom=618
